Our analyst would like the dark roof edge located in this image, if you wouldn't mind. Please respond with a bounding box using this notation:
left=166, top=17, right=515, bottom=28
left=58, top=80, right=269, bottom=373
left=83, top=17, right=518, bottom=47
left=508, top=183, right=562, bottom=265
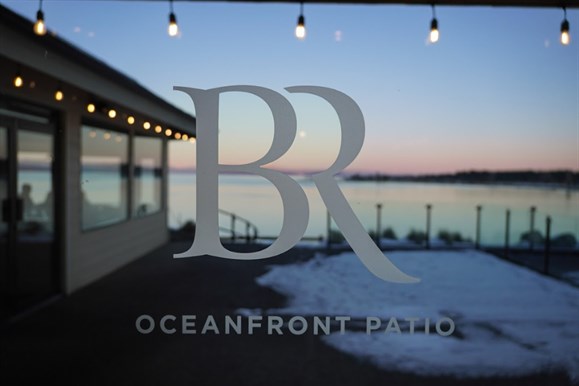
left=0, top=4, right=196, bottom=126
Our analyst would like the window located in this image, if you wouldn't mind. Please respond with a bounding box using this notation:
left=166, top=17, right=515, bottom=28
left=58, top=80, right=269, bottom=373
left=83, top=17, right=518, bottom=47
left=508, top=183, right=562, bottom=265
left=133, top=136, right=162, bottom=217
left=81, top=125, right=128, bottom=230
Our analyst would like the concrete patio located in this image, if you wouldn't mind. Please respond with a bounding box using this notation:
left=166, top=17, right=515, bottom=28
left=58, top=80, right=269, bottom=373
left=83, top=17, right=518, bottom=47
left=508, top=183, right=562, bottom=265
left=0, top=242, right=572, bottom=386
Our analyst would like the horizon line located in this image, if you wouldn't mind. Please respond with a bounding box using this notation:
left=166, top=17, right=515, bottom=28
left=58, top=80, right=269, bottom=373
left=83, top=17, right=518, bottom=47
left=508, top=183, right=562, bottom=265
left=168, top=167, right=579, bottom=176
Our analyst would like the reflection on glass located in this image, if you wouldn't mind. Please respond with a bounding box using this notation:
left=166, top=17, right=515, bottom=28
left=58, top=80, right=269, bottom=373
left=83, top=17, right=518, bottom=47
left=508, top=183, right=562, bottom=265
left=133, top=136, right=162, bottom=217
left=17, top=130, right=54, bottom=238
left=81, top=125, right=128, bottom=230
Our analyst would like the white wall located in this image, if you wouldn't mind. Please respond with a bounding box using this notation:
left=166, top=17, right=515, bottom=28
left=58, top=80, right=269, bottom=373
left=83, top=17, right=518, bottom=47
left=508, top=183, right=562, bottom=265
left=0, top=55, right=172, bottom=295
left=63, top=111, right=169, bottom=294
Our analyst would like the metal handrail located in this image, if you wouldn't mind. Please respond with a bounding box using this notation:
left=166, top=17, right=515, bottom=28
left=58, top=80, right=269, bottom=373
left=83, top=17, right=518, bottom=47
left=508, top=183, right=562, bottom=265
left=218, top=209, right=259, bottom=243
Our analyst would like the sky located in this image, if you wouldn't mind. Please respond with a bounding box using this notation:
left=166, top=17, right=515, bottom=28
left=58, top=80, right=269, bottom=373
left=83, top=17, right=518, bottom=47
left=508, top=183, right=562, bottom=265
left=3, top=1, right=578, bottom=174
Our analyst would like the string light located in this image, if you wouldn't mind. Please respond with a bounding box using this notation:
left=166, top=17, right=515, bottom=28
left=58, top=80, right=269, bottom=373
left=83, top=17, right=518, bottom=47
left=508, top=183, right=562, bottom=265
left=561, top=7, right=570, bottom=45
left=87, top=103, right=96, bottom=113
left=189, top=137, right=196, bottom=144
left=154, top=125, right=162, bottom=133
left=108, top=109, right=117, bottom=119
left=168, top=0, right=179, bottom=37
left=13, top=73, right=23, bottom=88
left=34, top=0, right=46, bottom=36
left=103, top=131, right=112, bottom=140
left=165, top=128, right=173, bottom=137
left=174, top=132, right=182, bottom=140
left=295, top=2, right=306, bottom=40
left=429, top=4, right=439, bottom=44
left=143, top=121, right=151, bottom=130
left=127, top=115, right=135, bottom=125
left=182, top=134, right=189, bottom=141
left=54, top=84, right=64, bottom=101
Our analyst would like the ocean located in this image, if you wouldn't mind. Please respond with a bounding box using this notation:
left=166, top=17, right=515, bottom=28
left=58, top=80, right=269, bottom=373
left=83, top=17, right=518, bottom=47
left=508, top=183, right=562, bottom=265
left=168, top=172, right=579, bottom=246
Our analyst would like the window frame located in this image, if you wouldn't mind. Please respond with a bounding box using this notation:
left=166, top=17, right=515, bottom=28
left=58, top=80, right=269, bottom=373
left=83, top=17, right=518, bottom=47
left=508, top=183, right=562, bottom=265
left=79, top=123, right=130, bottom=232
left=132, top=134, right=163, bottom=218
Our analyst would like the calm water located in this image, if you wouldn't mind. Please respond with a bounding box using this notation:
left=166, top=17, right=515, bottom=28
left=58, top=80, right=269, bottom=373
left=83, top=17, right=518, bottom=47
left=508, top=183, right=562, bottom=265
left=18, top=170, right=579, bottom=245
left=169, top=172, right=579, bottom=246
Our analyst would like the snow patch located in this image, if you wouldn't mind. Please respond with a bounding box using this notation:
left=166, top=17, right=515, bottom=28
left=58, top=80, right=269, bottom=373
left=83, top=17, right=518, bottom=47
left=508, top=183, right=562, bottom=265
left=253, top=250, right=579, bottom=380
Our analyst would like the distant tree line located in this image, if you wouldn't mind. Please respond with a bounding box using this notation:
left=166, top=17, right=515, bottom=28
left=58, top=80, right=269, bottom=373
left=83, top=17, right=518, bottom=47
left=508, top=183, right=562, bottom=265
left=348, top=170, right=578, bottom=187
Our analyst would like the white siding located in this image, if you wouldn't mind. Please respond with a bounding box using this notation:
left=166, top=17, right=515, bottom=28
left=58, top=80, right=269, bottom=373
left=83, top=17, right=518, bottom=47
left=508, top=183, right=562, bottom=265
left=63, top=111, right=169, bottom=294
left=66, top=213, right=168, bottom=293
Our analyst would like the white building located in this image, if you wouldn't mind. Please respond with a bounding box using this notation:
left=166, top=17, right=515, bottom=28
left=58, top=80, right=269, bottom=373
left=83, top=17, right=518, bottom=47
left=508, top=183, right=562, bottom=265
left=0, top=4, right=196, bottom=320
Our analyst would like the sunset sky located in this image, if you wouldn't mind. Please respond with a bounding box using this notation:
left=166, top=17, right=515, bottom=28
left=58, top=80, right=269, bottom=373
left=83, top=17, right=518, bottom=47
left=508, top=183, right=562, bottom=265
left=4, top=1, right=578, bottom=174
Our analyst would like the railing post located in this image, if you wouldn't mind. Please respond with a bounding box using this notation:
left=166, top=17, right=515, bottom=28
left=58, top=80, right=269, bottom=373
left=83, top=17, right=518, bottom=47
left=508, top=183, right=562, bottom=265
left=376, top=203, right=382, bottom=249
left=245, top=221, right=250, bottom=244
left=529, top=206, right=536, bottom=250
left=326, top=209, right=331, bottom=251
left=426, top=204, right=432, bottom=250
left=504, top=209, right=510, bottom=259
left=231, top=214, right=236, bottom=242
left=544, top=216, right=551, bottom=275
left=475, top=205, right=482, bottom=250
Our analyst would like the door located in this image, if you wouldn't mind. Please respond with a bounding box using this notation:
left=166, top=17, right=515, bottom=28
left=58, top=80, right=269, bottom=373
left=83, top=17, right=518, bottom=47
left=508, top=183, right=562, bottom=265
left=0, top=109, right=59, bottom=320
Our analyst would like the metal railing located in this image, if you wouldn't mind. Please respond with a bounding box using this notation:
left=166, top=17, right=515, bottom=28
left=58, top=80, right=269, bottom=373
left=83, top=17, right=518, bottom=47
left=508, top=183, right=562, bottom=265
left=219, top=209, right=259, bottom=243
left=324, top=202, right=578, bottom=279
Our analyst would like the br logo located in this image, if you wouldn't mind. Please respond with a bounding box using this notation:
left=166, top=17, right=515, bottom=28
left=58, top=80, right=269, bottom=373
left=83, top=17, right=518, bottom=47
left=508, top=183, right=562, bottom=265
left=174, top=85, right=418, bottom=284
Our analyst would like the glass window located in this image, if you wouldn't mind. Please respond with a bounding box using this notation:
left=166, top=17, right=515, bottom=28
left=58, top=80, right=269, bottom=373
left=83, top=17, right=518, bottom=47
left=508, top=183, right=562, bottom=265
left=133, top=136, right=162, bottom=217
left=81, top=125, right=128, bottom=230
left=17, top=130, right=54, bottom=236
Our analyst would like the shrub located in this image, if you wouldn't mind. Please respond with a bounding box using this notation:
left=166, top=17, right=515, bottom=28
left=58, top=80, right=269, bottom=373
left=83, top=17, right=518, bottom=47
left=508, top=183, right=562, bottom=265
left=520, top=230, right=544, bottom=245
left=382, top=227, right=397, bottom=240
left=407, top=229, right=427, bottom=244
left=179, top=220, right=196, bottom=235
left=437, top=229, right=464, bottom=245
left=552, top=233, right=577, bottom=248
left=328, top=229, right=345, bottom=243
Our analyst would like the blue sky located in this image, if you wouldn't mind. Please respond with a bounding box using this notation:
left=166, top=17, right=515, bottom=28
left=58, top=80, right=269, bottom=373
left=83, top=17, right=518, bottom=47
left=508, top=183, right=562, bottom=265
left=3, top=1, right=578, bottom=174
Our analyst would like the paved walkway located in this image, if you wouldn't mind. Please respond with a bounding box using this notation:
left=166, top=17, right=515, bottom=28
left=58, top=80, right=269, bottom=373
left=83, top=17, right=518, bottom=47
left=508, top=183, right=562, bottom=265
left=0, top=242, right=572, bottom=386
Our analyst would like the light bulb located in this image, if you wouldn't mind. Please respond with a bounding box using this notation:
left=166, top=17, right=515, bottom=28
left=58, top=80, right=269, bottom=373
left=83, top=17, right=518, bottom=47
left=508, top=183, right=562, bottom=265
left=168, top=13, right=179, bottom=37
left=143, top=121, right=151, bottom=130
left=155, top=125, right=162, bottom=133
left=561, top=19, right=570, bottom=45
left=14, top=75, right=23, bottom=88
left=54, top=89, right=64, bottom=101
left=174, top=133, right=182, bottom=140
left=34, top=10, right=46, bottom=36
left=189, top=137, right=196, bottom=144
left=430, top=18, right=439, bottom=43
left=165, top=128, right=173, bottom=137
left=87, top=103, right=96, bottom=113
left=108, top=109, right=117, bottom=119
left=295, top=15, right=306, bottom=40
left=182, top=134, right=189, bottom=141
left=127, top=116, right=135, bottom=125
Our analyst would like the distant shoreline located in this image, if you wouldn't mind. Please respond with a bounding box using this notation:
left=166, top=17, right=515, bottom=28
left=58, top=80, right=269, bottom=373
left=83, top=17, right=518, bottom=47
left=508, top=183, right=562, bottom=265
left=346, top=170, right=578, bottom=190
left=169, top=169, right=578, bottom=190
